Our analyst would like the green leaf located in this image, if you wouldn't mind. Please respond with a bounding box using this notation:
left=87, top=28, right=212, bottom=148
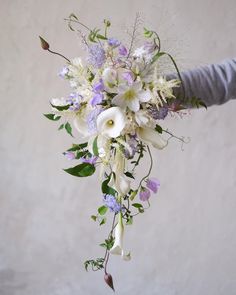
left=132, top=203, right=143, bottom=209
left=67, top=142, right=88, bottom=152
left=91, top=215, right=97, bottom=221
left=64, top=163, right=95, bottom=177
left=126, top=216, right=133, bottom=225
left=124, top=171, right=135, bottom=179
left=129, top=190, right=138, bottom=201
left=99, top=218, right=106, bottom=226
left=151, top=51, right=165, bottom=64
left=58, top=123, right=64, bottom=130
left=43, top=113, right=61, bottom=121
left=65, top=122, right=73, bottom=137
left=98, top=205, right=108, bottom=216
left=96, top=34, right=107, bottom=40
left=50, top=103, right=71, bottom=111
left=144, top=27, right=153, bottom=38
left=155, top=124, right=163, bottom=134
left=69, top=13, right=78, bottom=20
left=102, top=177, right=117, bottom=196
left=92, top=136, right=99, bottom=156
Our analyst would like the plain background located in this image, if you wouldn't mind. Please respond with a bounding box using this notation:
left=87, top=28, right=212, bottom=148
left=0, top=0, right=236, bottom=294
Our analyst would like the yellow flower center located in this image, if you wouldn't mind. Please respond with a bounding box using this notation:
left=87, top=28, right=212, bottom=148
left=124, top=89, right=136, bottom=100
left=107, top=119, right=114, bottom=126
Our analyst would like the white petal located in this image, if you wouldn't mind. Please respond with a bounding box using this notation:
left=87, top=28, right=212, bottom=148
left=127, top=98, right=140, bottom=112
left=137, top=127, right=168, bottom=149
left=138, top=89, right=152, bottom=102
left=96, top=107, right=126, bottom=138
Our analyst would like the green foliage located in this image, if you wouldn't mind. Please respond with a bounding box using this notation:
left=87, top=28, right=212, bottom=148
left=124, top=171, right=135, bottom=179
left=64, top=163, right=95, bottom=177
left=43, top=113, right=61, bottom=121
left=50, top=103, right=70, bottom=111
left=132, top=203, right=144, bottom=213
left=84, top=258, right=105, bottom=272
left=102, top=176, right=117, bottom=196
left=155, top=124, right=163, bottom=134
left=98, top=205, right=108, bottom=216
left=126, top=216, right=133, bottom=225
left=188, top=96, right=207, bottom=109
left=92, top=136, right=99, bottom=156
left=65, top=122, right=73, bottom=137
left=58, top=123, right=64, bottom=130
left=100, top=236, right=114, bottom=250
left=91, top=215, right=97, bottom=221
left=151, top=51, right=165, bottom=64
left=67, top=142, right=88, bottom=152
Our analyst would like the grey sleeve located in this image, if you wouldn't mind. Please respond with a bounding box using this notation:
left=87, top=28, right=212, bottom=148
left=168, top=58, right=236, bottom=107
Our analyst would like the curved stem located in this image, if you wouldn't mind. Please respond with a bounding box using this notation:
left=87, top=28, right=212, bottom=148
left=138, top=145, right=153, bottom=190
left=47, top=49, right=70, bottom=63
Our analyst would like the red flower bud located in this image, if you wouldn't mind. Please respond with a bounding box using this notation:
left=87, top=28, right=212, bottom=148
left=39, top=36, right=50, bottom=50
left=104, top=273, right=115, bottom=292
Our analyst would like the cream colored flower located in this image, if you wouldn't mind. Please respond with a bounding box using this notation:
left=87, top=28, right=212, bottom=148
left=96, top=107, right=126, bottom=138
left=137, top=127, right=168, bottom=149
left=112, top=81, right=151, bottom=112
left=110, top=213, right=131, bottom=261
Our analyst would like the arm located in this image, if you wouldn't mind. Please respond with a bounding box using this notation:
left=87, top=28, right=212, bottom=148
left=168, top=58, right=236, bottom=107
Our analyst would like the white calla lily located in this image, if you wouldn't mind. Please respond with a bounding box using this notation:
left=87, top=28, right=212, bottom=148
left=137, top=127, right=168, bottom=149
left=110, top=213, right=131, bottom=261
left=96, top=107, right=126, bottom=138
left=109, top=150, right=130, bottom=196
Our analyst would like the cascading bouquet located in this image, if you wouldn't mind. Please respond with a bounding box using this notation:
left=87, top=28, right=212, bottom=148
left=40, top=14, right=205, bottom=291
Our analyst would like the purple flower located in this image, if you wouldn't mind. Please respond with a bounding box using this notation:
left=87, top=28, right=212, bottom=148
left=93, top=79, right=105, bottom=93
left=81, top=156, right=98, bottom=165
left=118, top=45, right=128, bottom=56
left=88, top=44, right=106, bottom=68
left=143, top=41, right=156, bottom=54
left=139, top=187, right=151, bottom=201
left=103, top=195, right=122, bottom=213
left=122, top=72, right=133, bottom=86
left=87, top=107, right=103, bottom=133
left=58, top=66, right=68, bottom=78
left=146, top=178, right=160, bottom=193
left=108, top=38, right=121, bottom=48
left=90, top=93, right=104, bottom=107
left=67, top=92, right=81, bottom=111
left=124, top=137, right=138, bottom=159
left=148, top=105, right=168, bottom=120
left=64, top=151, right=76, bottom=160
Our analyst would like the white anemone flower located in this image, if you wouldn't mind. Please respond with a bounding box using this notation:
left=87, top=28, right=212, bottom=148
left=112, top=81, right=151, bottom=112
left=96, top=107, right=126, bottom=138
left=110, top=213, right=131, bottom=261
left=137, top=127, right=168, bottom=149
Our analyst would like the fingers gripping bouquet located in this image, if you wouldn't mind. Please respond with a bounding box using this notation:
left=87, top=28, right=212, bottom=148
left=40, top=14, right=205, bottom=291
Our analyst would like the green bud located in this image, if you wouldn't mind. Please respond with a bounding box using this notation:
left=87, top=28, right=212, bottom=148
left=39, top=36, right=49, bottom=50
left=104, top=19, right=111, bottom=27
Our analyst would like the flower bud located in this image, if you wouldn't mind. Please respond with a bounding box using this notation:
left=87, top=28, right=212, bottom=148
left=39, top=36, right=49, bottom=50
left=104, top=273, right=115, bottom=291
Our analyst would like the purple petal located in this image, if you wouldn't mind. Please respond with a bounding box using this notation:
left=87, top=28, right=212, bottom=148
left=146, top=178, right=160, bottom=193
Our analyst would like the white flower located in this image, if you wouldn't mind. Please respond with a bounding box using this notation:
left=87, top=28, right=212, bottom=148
left=112, top=81, right=151, bottom=112
left=137, top=127, right=168, bottom=149
left=109, top=150, right=130, bottom=196
left=135, top=109, right=150, bottom=126
left=96, top=107, right=126, bottom=138
left=151, top=74, right=181, bottom=107
left=73, top=105, right=92, bottom=138
left=102, top=68, right=118, bottom=92
left=110, top=213, right=131, bottom=261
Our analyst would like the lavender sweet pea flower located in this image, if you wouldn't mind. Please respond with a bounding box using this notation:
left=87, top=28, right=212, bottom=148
left=108, top=38, right=121, bottom=48
left=93, top=79, right=105, bottom=93
left=81, top=156, right=98, bottom=165
left=67, top=92, right=81, bottom=111
left=139, top=187, right=151, bottom=201
left=64, top=151, right=76, bottom=160
left=146, top=178, right=160, bottom=193
left=58, top=66, right=68, bottom=78
left=87, top=107, right=103, bottom=133
left=103, top=194, right=122, bottom=213
left=118, top=45, right=128, bottom=56
left=122, top=72, right=133, bottom=86
left=143, top=41, right=156, bottom=54
left=148, top=105, right=168, bottom=120
left=88, top=44, right=106, bottom=68
left=90, top=93, right=104, bottom=107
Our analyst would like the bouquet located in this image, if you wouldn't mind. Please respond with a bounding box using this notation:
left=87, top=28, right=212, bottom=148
left=40, top=14, right=205, bottom=291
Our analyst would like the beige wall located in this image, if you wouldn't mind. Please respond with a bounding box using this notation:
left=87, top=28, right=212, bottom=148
left=0, top=0, right=236, bottom=294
